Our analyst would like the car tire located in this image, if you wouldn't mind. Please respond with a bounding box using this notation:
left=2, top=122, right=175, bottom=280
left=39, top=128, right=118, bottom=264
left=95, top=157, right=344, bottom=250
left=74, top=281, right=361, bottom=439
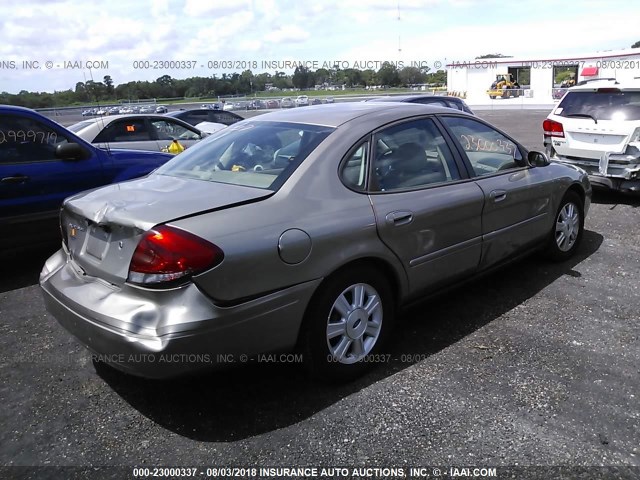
left=300, top=265, right=394, bottom=382
left=546, top=191, right=584, bottom=262
left=489, top=95, right=496, bottom=99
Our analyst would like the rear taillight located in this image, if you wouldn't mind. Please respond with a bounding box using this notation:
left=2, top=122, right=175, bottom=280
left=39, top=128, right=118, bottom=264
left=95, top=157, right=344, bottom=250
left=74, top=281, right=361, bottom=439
left=127, top=225, right=224, bottom=286
left=543, top=119, right=565, bottom=138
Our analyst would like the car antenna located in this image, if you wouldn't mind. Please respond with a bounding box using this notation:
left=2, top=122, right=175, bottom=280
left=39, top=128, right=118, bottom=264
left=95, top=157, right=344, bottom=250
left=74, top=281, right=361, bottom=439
left=83, top=69, right=111, bottom=154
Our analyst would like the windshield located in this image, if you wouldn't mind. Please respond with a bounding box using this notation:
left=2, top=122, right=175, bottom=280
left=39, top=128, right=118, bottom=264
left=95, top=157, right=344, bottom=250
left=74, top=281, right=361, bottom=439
left=557, top=90, right=640, bottom=121
left=155, top=121, right=334, bottom=190
left=67, top=120, right=94, bottom=133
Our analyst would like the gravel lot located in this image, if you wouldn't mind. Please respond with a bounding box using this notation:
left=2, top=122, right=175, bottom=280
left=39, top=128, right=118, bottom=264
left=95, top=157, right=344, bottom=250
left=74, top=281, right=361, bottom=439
left=0, top=109, right=638, bottom=478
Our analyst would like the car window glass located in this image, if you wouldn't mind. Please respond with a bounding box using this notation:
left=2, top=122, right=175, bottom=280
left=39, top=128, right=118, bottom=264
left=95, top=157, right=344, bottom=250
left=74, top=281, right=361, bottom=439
left=416, top=99, right=448, bottom=108
left=156, top=121, right=334, bottom=190
left=445, top=100, right=465, bottom=111
left=210, top=111, right=242, bottom=125
left=373, top=118, right=461, bottom=191
left=0, top=114, right=69, bottom=164
left=556, top=90, right=640, bottom=121
left=441, top=116, right=524, bottom=177
left=67, top=120, right=94, bottom=133
left=94, top=119, right=151, bottom=143
left=151, top=120, right=200, bottom=141
left=340, top=142, right=369, bottom=190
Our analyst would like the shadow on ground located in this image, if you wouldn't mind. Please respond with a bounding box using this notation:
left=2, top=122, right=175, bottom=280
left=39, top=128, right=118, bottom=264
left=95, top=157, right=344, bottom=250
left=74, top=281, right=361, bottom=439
left=0, top=242, right=59, bottom=294
left=591, top=190, right=640, bottom=208
left=96, top=230, right=604, bottom=442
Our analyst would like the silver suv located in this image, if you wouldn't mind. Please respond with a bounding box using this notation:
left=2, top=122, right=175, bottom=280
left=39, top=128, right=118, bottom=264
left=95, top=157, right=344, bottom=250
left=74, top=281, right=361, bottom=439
left=543, top=79, right=640, bottom=194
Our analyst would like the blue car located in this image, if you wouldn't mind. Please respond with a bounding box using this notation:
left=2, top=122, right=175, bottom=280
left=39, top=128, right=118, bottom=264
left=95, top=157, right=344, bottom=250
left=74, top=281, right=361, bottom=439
left=0, top=105, right=173, bottom=251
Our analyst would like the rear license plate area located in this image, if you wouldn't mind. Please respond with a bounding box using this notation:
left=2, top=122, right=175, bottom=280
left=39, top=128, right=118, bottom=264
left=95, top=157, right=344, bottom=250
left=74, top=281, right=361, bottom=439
left=85, top=225, right=111, bottom=261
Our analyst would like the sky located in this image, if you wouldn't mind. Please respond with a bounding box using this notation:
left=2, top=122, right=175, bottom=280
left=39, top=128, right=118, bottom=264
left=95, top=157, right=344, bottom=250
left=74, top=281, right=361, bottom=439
left=1, top=0, right=639, bottom=94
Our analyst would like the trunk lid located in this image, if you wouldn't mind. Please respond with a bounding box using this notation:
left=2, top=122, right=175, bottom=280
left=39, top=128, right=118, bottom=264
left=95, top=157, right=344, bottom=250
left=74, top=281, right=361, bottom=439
left=61, top=174, right=272, bottom=285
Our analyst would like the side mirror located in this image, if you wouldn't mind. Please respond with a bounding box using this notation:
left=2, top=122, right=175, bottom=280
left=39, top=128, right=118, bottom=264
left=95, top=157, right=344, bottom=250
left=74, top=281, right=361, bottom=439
left=56, top=142, right=88, bottom=161
left=528, top=150, right=550, bottom=167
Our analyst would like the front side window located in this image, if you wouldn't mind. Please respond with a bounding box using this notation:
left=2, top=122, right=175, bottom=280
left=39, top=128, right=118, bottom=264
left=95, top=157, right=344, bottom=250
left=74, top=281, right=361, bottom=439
left=556, top=90, right=640, bottom=121
left=0, top=114, right=69, bottom=164
left=151, top=120, right=201, bottom=140
left=441, top=116, right=524, bottom=177
left=372, top=118, right=461, bottom=191
left=156, top=121, right=334, bottom=190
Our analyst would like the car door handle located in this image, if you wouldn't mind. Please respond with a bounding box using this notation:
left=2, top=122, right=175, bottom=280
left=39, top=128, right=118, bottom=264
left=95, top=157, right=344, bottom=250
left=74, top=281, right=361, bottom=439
left=1, top=175, right=30, bottom=184
left=490, top=189, right=507, bottom=202
left=385, top=211, right=413, bottom=226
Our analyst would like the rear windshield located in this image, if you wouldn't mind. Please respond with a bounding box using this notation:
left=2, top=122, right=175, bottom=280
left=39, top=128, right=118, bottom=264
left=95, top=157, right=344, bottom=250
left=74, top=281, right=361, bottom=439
left=155, top=121, right=334, bottom=190
left=557, top=90, right=640, bottom=121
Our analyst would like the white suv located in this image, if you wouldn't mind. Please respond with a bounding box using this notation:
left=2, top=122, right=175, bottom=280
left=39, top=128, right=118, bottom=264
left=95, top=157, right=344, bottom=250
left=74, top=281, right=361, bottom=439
left=543, top=79, right=640, bottom=194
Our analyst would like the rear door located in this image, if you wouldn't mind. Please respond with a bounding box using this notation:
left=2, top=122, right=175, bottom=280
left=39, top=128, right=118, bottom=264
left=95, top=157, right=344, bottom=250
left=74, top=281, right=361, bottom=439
left=440, top=115, right=555, bottom=269
left=367, top=117, right=485, bottom=296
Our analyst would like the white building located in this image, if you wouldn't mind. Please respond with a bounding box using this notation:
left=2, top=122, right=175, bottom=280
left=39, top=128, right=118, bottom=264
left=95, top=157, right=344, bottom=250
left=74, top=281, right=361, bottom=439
left=446, top=48, right=640, bottom=102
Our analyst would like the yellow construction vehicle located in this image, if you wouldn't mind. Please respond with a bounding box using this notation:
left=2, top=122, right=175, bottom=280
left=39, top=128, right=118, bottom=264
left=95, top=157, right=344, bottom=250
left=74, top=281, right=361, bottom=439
left=487, top=73, right=521, bottom=99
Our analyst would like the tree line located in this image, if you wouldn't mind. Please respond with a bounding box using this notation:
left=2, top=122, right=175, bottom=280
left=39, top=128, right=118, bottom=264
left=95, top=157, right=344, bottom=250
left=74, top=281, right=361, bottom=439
left=0, top=63, right=447, bottom=109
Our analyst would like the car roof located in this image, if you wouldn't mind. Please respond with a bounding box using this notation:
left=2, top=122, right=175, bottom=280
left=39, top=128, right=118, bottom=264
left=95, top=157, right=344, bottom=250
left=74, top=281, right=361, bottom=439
left=367, top=94, right=464, bottom=103
left=166, top=109, right=226, bottom=115
left=0, top=104, right=42, bottom=114
left=245, top=101, right=468, bottom=127
left=79, top=114, right=192, bottom=124
left=72, top=114, right=202, bottom=132
left=569, top=79, right=640, bottom=91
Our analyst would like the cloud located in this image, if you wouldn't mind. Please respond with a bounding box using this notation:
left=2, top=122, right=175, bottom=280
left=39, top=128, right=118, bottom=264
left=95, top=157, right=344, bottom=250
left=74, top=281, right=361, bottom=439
left=264, top=25, right=311, bottom=44
left=184, top=0, right=251, bottom=17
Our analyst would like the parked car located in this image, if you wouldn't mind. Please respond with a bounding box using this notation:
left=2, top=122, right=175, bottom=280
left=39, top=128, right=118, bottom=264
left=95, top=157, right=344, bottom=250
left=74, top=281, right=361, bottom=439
left=280, top=97, right=295, bottom=108
left=325, top=96, right=335, bottom=104
left=247, top=99, right=267, bottom=110
left=67, top=115, right=206, bottom=153
left=366, top=94, right=475, bottom=115
left=543, top=79, right=640, bottom=194
left=0, top=105, right=172, bottom=251
left=155, top=105, right=168, bottom=114
left=295, top=95, right=309, bottom=107
left=265, top=99, right=280, bottom=109
left=40, top=102, right=591, bottom=382
left=311, top=98, right=323, bottom=105
left=165, top=109, right=243, bottom=127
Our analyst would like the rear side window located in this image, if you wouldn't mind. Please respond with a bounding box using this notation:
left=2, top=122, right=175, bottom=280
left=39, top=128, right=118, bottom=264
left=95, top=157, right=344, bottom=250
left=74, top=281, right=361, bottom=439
left=340, top=142, right=369, bottom=191
left=557, top=90, right=640, bottom=120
